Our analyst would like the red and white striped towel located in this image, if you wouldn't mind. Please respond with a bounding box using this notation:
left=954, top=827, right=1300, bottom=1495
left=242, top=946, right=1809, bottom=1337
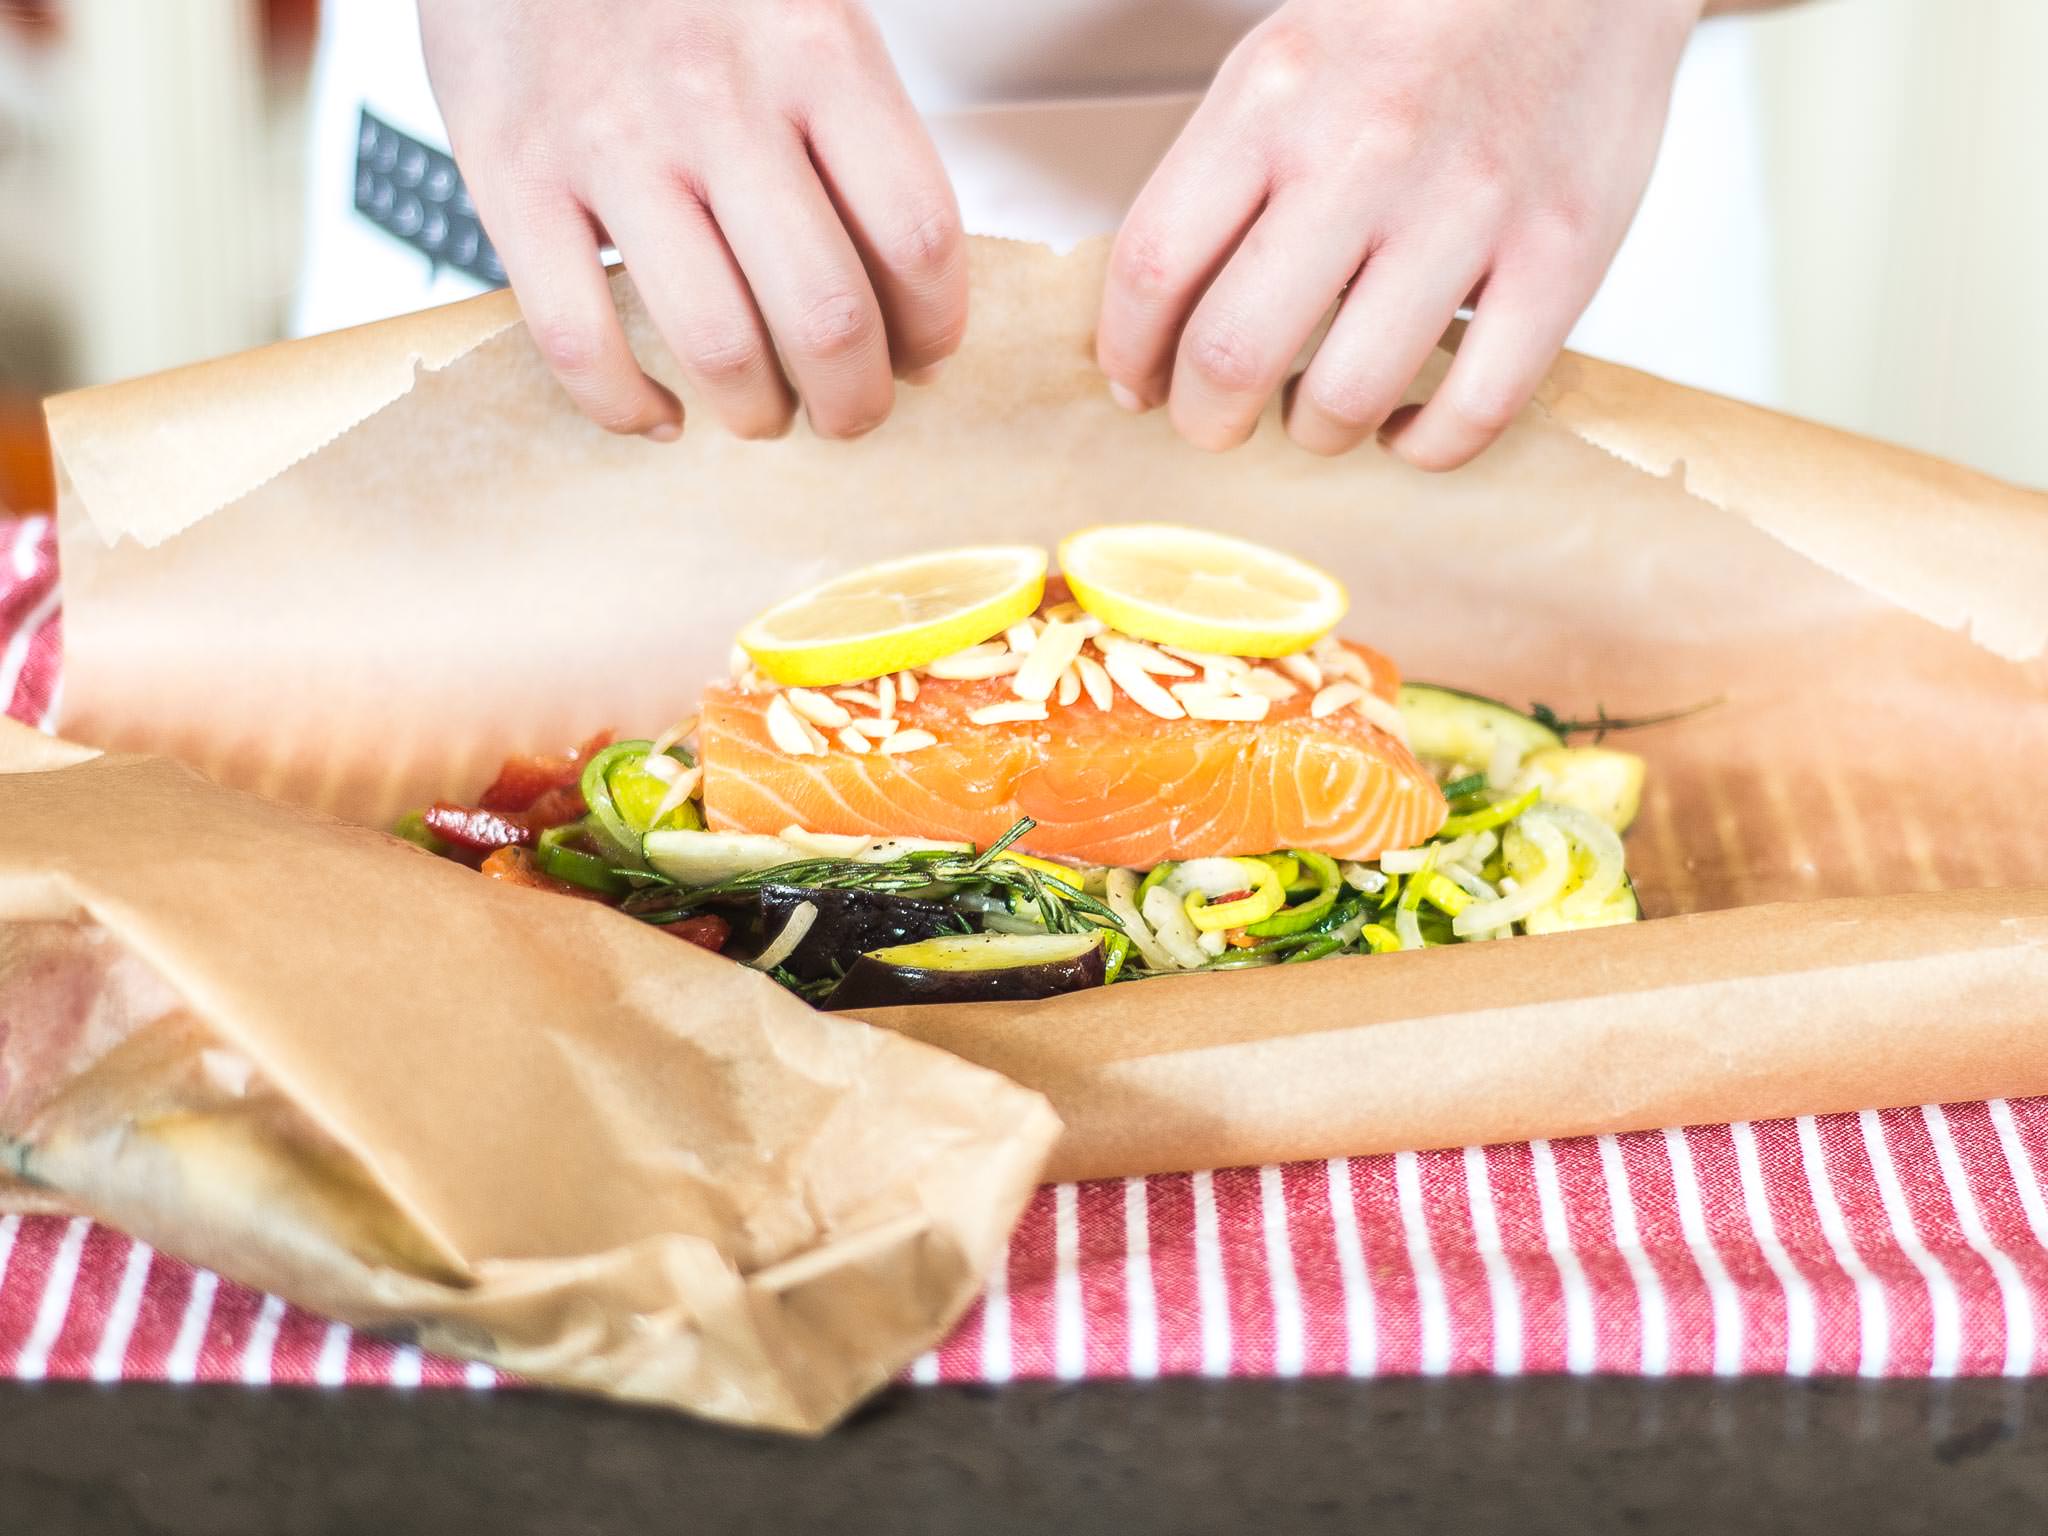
left=7, top=513, right=2048, bottom=1389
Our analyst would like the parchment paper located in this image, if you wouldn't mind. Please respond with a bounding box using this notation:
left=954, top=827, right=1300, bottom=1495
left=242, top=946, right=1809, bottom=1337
left=0, top=722, right=1059, bottom=1431
left=37, top=235, right=2048, bottom=1181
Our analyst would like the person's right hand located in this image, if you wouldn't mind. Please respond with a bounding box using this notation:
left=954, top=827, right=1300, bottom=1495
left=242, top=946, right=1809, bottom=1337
left=417, top=0, right=967, bottom=442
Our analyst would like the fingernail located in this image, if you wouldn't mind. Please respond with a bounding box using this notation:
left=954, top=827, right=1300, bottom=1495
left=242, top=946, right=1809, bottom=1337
left=904, top=360, right=947, bottom=386
left=642, top=420, right=681, bottom=444
left=1108, top=381, right=1145, bottom=413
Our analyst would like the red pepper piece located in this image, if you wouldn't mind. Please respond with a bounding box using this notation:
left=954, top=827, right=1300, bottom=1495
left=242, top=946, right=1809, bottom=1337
left=661, top=913, right=731, bottom=952
left=424, top=801, right=535, bottom=851
left=521, top=784, right=589, bottom=834
left=478, top=729, right=612, bottom=812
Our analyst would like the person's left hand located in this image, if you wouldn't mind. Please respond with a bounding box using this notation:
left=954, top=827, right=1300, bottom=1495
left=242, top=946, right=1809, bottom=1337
left=1094, top=0, right=1702, bottom=468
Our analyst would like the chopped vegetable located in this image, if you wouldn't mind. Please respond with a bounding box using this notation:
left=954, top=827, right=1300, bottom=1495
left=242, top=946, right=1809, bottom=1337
left=825, top=931, right=1109, bottom=1009
left=424, top=802, right=535, bottom=852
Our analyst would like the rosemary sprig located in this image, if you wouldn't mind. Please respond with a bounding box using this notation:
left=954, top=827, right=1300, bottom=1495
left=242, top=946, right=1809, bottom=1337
left=615, top=817, right=1122, bottom=936
left=1527, top=696, right=1721, bottom=744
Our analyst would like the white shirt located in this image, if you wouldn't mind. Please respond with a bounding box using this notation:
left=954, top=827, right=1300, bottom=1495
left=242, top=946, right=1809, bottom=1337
left=294, top=0, right=1775, bottom=403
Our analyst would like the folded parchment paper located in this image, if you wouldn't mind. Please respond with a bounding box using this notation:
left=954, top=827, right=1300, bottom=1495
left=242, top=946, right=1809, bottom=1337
left=38, top=236, right=2048, bottom=1182
left=0, top=723, right=1059, bottom=1431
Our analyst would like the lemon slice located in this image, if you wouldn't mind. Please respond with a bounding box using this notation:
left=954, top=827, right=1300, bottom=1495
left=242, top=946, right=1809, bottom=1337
left=738, top=545, right=1048, bottom=687
left=1058, top=524, right=1347, bottom=658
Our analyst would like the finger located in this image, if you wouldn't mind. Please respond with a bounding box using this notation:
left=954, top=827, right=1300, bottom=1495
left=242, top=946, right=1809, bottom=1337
left=805, top=78, right=968, bottom=381
left=597, top=184, right=795, bottom=440
left=1284, top=232, right=1492, bottom=458
left=1164, top=195, right=1369, bottom=452
left=1095, top=103, right=1270, bottom=411
left=482, top=188, right=681, bottom=438
left=1378, top=256, right=1583, bottom=472
left=705, top=135, right=895, bottom=439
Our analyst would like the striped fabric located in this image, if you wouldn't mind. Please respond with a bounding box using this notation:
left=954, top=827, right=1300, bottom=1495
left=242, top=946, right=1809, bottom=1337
left=6, top=513, right=2048, bottom=1389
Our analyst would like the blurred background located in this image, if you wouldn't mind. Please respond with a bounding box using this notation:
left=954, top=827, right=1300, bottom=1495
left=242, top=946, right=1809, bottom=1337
left=0, top=0, right=2041, bottom=520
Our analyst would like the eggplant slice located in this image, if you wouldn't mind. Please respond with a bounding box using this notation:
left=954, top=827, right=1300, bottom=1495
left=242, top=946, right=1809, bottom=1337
left=746, top=885, right=963, bottom=982
left=825, top=931, right=1108, bottom=1010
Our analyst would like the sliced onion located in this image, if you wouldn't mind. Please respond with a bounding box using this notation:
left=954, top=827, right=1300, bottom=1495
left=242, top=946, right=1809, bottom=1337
left=1162, top=858, right=1263, bottom=900
left=1487, top=734, right=1523, bottom=791
left=1378, top=847, right=1432, bottom=875
left=639, top=753, right=682, bottom=785
left=1105, top=868, right=1180, bottom=972
left=1329, top=907, right=1371, bottom=948
left=747, top=900, right=817, bottom=971
left=644, top=765, right=702, bottom=831
left=1533, top=803, right=1627, bottom=918
left=1441, top=863, right=1500, bottom=902
left=1142, top=882, right=1211, bottom=969
left=1452, top=813, right=1571, bottom=936
left=1340, top=861, right=1387, bottom=894
left=1394, top=906, right=1425, bottom=951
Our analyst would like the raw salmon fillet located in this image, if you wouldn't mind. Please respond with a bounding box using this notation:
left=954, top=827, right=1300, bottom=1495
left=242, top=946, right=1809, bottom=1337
left=698, top=640, right=1448, bottom=867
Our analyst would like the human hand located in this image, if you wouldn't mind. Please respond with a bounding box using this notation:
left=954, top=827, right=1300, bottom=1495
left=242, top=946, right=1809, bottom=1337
left=1095, top=0, right=1704, bottom=468
left=418, top=0, right=966, bottom=441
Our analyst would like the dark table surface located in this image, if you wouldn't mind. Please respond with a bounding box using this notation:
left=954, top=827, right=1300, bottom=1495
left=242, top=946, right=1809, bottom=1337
left=3, top=1376, right=2044, bottom=1534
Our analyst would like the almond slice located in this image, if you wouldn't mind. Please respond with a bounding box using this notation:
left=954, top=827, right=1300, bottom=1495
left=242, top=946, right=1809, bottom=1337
left=850, top=717, right=896, bottom=739
left=877, top=673, right=896, bottom=718
left=1172, top=684, right=1269, bottom=723
left=895, top=669, right=919, bottom=702
left=836, top=725, right=873, bottom=754
left=879, top=728, right=937, bottom=755
left=1010, top=619, right=1087, bottom=703
left=1161, top=645, right=1250, bottom=675
left=833, top=688, right=885, bottom=712
left=1104, top=651, right=1185, bottom=718
left=969, top=700, right=1050, bottom=725
left=924, top=649, right=1025, bottom=681
left=1005, top=619, right=1041, bottom=653
left=1075, top=655, right=1115, bottom=712
left=766, top=693, right=827, bottom=755
left=1096, top=635, right=1197, bottom=677
left=1233, top=668, right=1300, bottom=701
left=1310, top=681, right=1366, bottom=719
left=1057, top=666, right=1082, bottom=708
left=785, top=688, right=852, bottom=730
left=1276, top=652, right=1324, bottom=691
left=1352, top=689, right=1411, bottom=745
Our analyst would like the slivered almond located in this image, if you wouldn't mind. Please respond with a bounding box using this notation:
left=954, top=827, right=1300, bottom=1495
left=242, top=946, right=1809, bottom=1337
left=1096, top=636, right=1196, bottom=677
left=1161, top=645, right=1250, bottom=675
left=879, top=728, right=937, bottom=755
left=1318, top=646, right=1372, bottom=686
left=1277, top=652, right=1324, bottom=690
left=1234, top=668, right=1300, bottom=701
left=1010, top=619, right=1087, bottom=703
left=1057, top=666, right=1082, bottom=708
left=833, top=688, right=884, bottom=712
left=766, top=693, right=826, bottom=755
left=895, top=670, right=919, bottom=702
left=850, top=717, right=896, bottom=739
left=1076, top=655, right=1114, bottom=711
left=1172, top=684, right=1269, bottom=722
left=785, top=688, right=852, bottom=729
left=836, top=725, right=873, bottom=754
left=877, top=673, right=896, bottom=717
left=1353, top=689, right=1410, bottom=744
left=1005, top=620, right=1041, bottom=653
left=1310, top=681, right=1366, bottom=719
left=1104, top=652, right=1185, bottom=718
left=924, top=649, right=1025, bottom=681
left=1043, top=601, right=1085, bottom=623
left=969, top=700, right=1050, bottom=725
